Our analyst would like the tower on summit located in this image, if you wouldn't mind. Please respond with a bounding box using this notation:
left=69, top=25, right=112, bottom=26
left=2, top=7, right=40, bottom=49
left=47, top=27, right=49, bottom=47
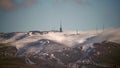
left=60, top=20, right=63, bottom=32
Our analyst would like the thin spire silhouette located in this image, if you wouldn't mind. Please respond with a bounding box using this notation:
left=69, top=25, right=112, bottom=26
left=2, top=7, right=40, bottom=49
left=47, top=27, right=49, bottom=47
left=60, top=20, right=63, bottom=32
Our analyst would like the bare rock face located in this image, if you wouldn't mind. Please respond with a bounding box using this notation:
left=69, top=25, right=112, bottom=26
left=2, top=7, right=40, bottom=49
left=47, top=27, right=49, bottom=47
left=0, top=43, right=66, bottom=68
left=65, top=41, right=120, bottom=68
left=0, top=32, right=16, bottom=39
left=91, top=41, right=120, bottom=66
left=0, top=43, right=17, bottom=58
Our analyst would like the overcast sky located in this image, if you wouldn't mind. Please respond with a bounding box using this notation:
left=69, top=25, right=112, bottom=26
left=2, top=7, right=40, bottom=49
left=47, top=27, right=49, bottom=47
left=0, top=0, right=120, bottom=32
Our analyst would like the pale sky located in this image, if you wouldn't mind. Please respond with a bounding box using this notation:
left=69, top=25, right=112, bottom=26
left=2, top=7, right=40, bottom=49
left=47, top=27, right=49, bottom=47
left=0, top=0, right=120, bottom=32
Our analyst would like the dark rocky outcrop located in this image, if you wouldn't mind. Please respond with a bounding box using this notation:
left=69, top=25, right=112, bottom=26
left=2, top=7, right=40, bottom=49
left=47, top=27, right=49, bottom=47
left=0, top=32, right=16, bottom=39
left=91, top=41, right=120, bottom=67
left=0, top=43, right=17, bottom=58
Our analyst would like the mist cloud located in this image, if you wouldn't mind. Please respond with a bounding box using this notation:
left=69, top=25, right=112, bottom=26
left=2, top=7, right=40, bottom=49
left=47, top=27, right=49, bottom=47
left=0, top=0, right=37, bottom=11
left=56, top=0, right=91, bottom=6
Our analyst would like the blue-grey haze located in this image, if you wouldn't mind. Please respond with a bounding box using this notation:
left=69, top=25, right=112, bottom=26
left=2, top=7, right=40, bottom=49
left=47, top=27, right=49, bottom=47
left=0, top=0, right=120, bottom=32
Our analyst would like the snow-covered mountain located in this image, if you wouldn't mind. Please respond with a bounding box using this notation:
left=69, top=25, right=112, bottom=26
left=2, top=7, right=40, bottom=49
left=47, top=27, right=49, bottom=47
left=0, top=28, right=120, bottom=50
left=0, top=28, right=120, bottom=68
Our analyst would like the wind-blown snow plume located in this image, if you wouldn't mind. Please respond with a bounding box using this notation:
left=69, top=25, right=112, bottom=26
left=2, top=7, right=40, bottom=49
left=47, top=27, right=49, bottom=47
left=0, top=28, right=120, bottom=49
left=43, top=31, right=95, bottom=47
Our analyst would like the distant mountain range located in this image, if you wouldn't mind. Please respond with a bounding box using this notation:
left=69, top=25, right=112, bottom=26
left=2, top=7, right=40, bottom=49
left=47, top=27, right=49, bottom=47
left=0, top=28, right=120, bottom=68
